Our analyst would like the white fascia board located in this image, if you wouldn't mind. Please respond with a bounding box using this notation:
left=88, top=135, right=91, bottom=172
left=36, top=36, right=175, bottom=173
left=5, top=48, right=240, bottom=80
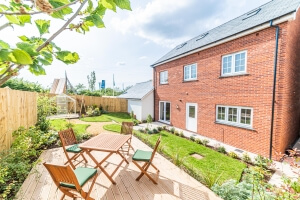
left=152, top=13, right=295, bottom=68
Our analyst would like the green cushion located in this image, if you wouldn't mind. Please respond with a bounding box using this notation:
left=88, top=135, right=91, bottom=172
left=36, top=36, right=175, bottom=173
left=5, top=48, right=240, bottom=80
left=132, top=150, right=152, bottom=162
left=60, top=167, right=97, bottom=189
left=66, top=144, right=81, bottom=153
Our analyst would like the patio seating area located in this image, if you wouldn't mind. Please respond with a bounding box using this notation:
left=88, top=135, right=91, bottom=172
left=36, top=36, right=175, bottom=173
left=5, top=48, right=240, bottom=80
left=15, top=134, right=220, bottom=200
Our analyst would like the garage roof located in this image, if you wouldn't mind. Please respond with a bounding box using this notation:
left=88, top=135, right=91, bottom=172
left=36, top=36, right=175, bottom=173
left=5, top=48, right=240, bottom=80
left=119, top=80, right=153, bottom=100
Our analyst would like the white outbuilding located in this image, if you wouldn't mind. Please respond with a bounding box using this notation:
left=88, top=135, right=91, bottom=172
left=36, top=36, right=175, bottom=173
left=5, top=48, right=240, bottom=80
left=119, top=80, right=154, bottom=121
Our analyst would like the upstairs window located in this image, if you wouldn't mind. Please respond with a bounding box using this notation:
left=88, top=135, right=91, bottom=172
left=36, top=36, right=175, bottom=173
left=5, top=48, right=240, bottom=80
left=184, top=64, right=197, bottom=81
left=160, top=71, right=168, bottom=84
left=222, top=51, right=247, bottom=76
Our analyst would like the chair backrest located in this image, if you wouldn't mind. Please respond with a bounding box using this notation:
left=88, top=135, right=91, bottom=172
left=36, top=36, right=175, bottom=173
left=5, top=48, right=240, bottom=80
left=43, top=162, right=81, bottom=190
left=59, top=128, right=77, bottom=147
left=150, top=135, right=161, bottom=162
left=120, top=122, right=134, bottom=135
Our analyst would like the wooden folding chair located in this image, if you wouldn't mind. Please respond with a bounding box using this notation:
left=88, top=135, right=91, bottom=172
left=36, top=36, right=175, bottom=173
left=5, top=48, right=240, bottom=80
left=59, top=128, right=88, bottom=169
left=120, top=122, right=135, bottom=154
left=43, top=162, right=98, bottom=200
left=132, top=135, right=161, bottom=184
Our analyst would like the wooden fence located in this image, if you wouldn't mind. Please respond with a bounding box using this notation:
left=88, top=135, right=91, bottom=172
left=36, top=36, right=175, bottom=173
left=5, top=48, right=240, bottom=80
left=0, top=88, right=38, bottom=151
left=48, top=94, right=128, bottom=113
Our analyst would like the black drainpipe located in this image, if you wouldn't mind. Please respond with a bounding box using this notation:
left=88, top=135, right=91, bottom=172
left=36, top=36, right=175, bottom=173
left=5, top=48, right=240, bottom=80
left=269, top=20, right=280, bottom=159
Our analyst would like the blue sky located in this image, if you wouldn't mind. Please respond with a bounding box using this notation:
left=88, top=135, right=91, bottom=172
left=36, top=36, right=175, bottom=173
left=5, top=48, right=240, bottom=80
left=0, top=0, right=269, bottom=89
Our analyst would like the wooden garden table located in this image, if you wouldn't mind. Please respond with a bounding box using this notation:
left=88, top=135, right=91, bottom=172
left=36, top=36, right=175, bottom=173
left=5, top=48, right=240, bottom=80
left=80, top=133, right=131, bottom=184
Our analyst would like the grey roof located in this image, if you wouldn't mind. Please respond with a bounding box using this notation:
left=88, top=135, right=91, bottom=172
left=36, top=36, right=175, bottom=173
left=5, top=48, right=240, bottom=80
left=152, top=0, right=300, bottom=67
left=119, top=80, right=153, bottom=99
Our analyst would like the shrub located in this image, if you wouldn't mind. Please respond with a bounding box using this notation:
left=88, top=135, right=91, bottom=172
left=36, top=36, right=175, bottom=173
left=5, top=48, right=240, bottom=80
left=157, top=126, right=162, bottom=131
left=36, top=95, right=55, bottom=132
left=242, top=153, right=252, bottom=164
left=142, top=120, right=147, bottom=123
left=152, top=128, right=159, bottom=134
left=170, top=127, right=175, bottom=133
left=202, top=139, right=209, bottom=146
left=195, top=138, right=202, bottom=144
left=138, top=128, right=145, bottom=133
left=254, top=155, right=272, bottom=169
left=174, top=130, right=179, bottom=136
left=197, top=169, right=223, bottom=189
left=147, top=130, right=153, bottom=134
left=179, top=131, right=184, bottom=137
left=228, top=151, right=238, bottom=159
left=146, top=114, right=153, bottom=124
left=217, top=146, right=227, bottom=154
left=86, top=106, right=101, bottom=116
left=133, top=119, right=140, bottom=126
left=190, top=136, right=195, bottom=141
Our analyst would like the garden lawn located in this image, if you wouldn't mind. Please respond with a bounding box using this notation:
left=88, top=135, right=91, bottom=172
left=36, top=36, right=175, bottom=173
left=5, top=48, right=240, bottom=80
left=81, top=112, right=133, bottom=123
left=105, top=124, right=246, bottom=184
left=103, top=124, right=121, bottom=132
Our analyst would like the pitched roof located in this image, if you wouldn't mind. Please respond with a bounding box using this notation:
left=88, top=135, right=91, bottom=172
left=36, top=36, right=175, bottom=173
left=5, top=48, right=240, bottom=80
left=152, top=0, right=300, bottom=67
left=118, top=80, right=153, bottom=99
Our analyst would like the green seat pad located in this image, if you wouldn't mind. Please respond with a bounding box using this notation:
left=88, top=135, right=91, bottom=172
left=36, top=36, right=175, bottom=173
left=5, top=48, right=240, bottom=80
left=66, top=144, right=81, bottom=153
left=132, top=150, right=152, bottom=162
left=60, top=167, right=97, bottom=189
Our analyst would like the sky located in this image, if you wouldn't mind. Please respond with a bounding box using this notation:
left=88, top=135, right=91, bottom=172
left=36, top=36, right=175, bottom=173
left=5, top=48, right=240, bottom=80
left=0, top=0, right=270, bottom=89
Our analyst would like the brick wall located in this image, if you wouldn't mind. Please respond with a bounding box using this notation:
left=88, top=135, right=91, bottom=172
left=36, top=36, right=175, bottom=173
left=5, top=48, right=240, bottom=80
left=154, top=18, right=300, bottom=157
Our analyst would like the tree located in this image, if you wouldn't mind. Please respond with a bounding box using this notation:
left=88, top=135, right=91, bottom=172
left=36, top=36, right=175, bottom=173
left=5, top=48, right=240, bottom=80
left=0, top=0, right=132, bottom=86
left=87, top=70, right=96, bottom=91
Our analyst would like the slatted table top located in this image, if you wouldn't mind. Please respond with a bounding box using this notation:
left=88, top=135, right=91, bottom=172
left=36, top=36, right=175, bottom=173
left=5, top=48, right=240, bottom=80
left=80, top=133, right=131, bottom=152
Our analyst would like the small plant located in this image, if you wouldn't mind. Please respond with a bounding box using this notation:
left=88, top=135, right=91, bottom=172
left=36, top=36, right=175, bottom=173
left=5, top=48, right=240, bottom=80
left=147, top=130, right=153, bottom=134
left=157, top=126, right=162, bottom=131
left=170, top=127, right=175, bottom=133
left=179, top=131, right=184, bottom=137
left=172, top=149, right=186, bottom=167
left=130, top=111, right=134, bottom=119
left=242, top=152, right=252, bottom=164
left=152, top=128, right=159, bottom=134
left=197, top=168, right=223, bottom=189
left=138, top=128, right=145, bottom=133
left=65, top=122, right=74, bottom=129
left=174, top=130, right=179, bottom=136
left=254, top=155, right=272, bottom=169
left=228, top=151, right=238, bottom=159
left=202, top=139, right=209, bottom=146
left=190, top=136, right=195, bottom=142
left=146, top=114, right=153, bottom=124
left=195, top=138, right=203, bottom=144
left=145, top=127, right=149, bottom=131
left=217, top=146, right=227, bottom=154
left=162, top=126, right=167, bottom=130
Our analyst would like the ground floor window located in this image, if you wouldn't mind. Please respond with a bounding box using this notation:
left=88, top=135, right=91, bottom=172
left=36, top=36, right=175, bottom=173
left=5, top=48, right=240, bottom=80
left=216, top=105, right=253, bottom=128
left=159, top=101, right=171, bottom=123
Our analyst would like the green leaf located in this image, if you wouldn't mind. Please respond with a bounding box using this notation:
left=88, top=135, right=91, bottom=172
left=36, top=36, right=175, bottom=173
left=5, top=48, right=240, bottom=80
left=0, top=40, right=10, bottom=49
left=86, top=0, right=93, bottom=13
left=11, top=49, right=33, bottom=64
left=86, top=14, right=105, bottom=28
left=29, top=60, right=46, bottom=75
left=35, top=20, right=50, bottom=36
left=0, top=49, right=12, bottom=62
left=19, top=35, right=30, bottom=42
left=56, top=51, right=79, bottom=64
left=5, top=15, right=20, bottom=25
left=37, top=57, right=52, bottom=66
left=101, top=0, right=116, bottom=12
left=18, top=15, right=31, bottom=25
left=0, top=4, right=9, bottom=12
left=94, top=4, right=106, bottom=16
left=49, top=0, right=73, bottom=19
left=16, top=42, right=38, bottom=57
left=113, top=0, right=131, bottom=10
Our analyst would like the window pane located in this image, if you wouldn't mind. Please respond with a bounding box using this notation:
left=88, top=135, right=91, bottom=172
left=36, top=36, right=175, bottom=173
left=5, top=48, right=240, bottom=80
left=191, top=65, right=196, bottom=79
left=160, top=102, right=164, bottom=120
left=235, top=53, right=245, bottom=72
left=217, top=107, right=225, bottom=120
left=166, top=102, right=170, bottom=121
left=165, top=71, right=168, bottom=82
left=189, top=106, right=195, bottom=118
left=241, top=108, right=251, bottom=125
left=228, top=108, right=237, bottom=122
left=184, top=67, right=190, bottom=80
left=223, top=56, right=232, bottom=74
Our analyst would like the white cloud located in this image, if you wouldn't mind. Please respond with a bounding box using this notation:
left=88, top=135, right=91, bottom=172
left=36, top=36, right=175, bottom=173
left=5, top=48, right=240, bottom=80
left=139, top=56, right=147, bottom=60
left=116, top=61, right=126, bottom=66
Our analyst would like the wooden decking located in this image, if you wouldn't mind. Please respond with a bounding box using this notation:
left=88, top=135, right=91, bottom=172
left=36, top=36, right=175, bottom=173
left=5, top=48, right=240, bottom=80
left=15, top=136, right=221, bottom=200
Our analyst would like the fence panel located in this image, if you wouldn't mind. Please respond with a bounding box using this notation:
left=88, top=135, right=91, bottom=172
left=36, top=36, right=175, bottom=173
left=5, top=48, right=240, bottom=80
left=0, top=88, right=37, bottom=151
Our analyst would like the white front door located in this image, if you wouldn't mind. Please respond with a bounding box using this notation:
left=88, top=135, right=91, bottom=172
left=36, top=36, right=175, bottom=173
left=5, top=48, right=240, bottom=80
left=186, top=103, right=197, bottom=132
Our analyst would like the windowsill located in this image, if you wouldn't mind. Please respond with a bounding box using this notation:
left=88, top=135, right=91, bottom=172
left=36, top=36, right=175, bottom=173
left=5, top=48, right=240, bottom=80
left=158, top=120, right=171, bottom=125
left=219, top=73, right=249, bottom=78
left=182, top=79, right=198, bottom=83
left=215, top=121, right=255, bottom=131
left=159, top=83, right=169, bottom=85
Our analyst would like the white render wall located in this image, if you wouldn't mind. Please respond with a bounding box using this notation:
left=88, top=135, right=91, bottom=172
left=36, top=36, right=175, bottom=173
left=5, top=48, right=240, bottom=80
left=128, top=99, right=142, bottom=121
left=141, top=91, right=154, bottom=121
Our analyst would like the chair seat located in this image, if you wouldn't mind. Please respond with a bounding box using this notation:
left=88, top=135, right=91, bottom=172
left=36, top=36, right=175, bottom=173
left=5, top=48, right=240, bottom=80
left=66, top=144, right=81, bottom=153
left=132, top=150, right=152, bottom=162
left=60, top=167, right=97, bottom=189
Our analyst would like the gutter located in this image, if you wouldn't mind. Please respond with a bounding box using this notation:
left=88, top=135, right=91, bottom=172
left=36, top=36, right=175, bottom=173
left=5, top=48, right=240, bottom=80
left=269, top=20, right=280, bottom=160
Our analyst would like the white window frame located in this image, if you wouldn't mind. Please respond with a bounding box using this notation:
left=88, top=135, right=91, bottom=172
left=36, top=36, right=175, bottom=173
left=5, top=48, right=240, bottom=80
left=160, top=71, right=168, bottom=84
left=221, top=50, right=247, bottom=76
left=216, top=105, right=253, bottom=129
left=159, top=101, right=171, bottom=124
left=184, top=63, right=197, bottom=81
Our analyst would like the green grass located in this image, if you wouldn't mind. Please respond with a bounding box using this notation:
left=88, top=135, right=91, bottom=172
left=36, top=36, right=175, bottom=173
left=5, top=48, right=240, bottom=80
left=103, top=124, right=121, bottom=132
left=81, top=112, right=133, bottom=123
left=105, top=125, right=246, bottom=184
left=50, top=119, right=90, bottom=142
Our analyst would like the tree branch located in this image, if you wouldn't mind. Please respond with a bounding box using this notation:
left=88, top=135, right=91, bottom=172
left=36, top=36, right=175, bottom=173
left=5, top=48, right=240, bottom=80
left=0, top=64, right=15, bottom=80
left=0, top=23, right=11, bottom=31
left=0, top=0, right=80, bottom=16
left=36, top=0, right=88, bottom=52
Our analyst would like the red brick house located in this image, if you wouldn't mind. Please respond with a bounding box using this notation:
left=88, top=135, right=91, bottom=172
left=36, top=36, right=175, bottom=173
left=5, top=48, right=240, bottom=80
left=151, top=0, right=300, bottom=159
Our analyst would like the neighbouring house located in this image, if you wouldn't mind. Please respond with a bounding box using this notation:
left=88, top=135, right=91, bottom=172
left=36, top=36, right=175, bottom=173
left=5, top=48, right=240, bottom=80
left=151, top=0, right=300, bottom=159
left=119, top=80, right=154, bottom=121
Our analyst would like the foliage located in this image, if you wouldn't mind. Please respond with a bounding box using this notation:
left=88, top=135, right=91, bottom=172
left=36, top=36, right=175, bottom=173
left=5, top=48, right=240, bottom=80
left=0, top=0, right=132, bottom=86
left=134, top=130, right=246, bottom=183
left=86, top=106, right=101, bottom=116
left=152, top=128, right=159, bottom=134
left=179, top=131, right=184, bottom=137
left=130, top=111, right=134, bottom=119
left=0, top=127, right=57, bottom=199
left=87, top=71, right=96, bottom=91
left=254, top=155, right=273, bottom=169
left=195, top=138, right=203, bottom=144
left=0, top=78, right=47, bottom=92
left=197, top=168, right=223, bottom=189
left=146, top=114, right=153, bottom=124
left=36, top=94, right=56, bottom=132
left=147, top=129, right=153, bottom=134
left=170, top=127, right=175, bottom=133
left=216, top=146, right=227, bottom=154
left=228, top=151, right=238, bottom=159
left=190, top=136, right=195, bottom=141
left=157, top=126, right=162, bottom=131
left=242, top=152, right=252, bottom=164
left=202, top=139, right=209, bottom=146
